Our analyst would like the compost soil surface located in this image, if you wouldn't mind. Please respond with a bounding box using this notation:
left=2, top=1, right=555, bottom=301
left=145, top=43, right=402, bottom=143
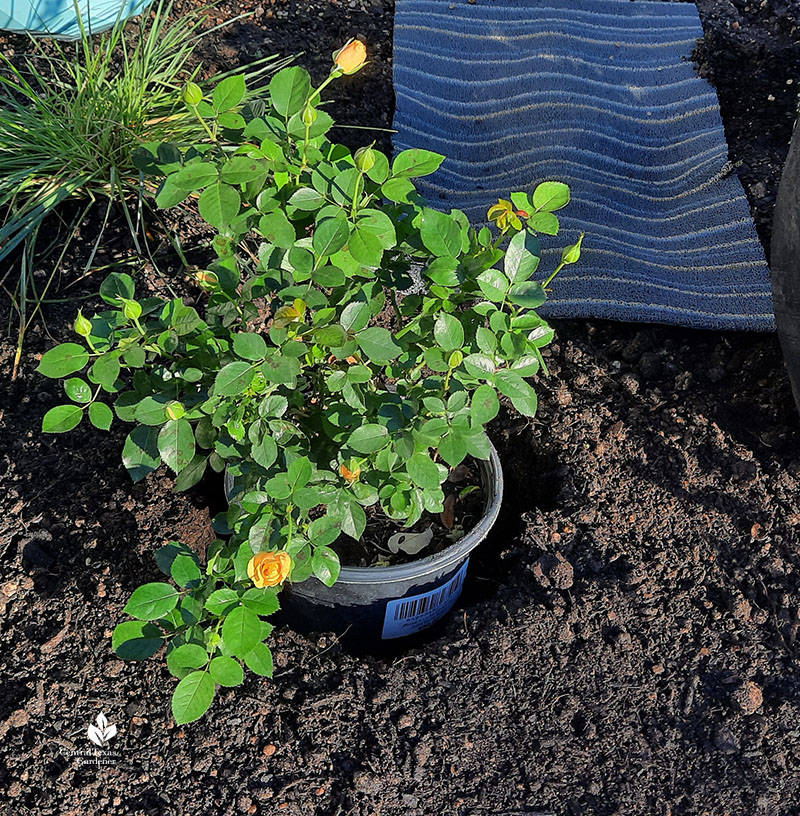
left=2, top=1, right=800, bottom=815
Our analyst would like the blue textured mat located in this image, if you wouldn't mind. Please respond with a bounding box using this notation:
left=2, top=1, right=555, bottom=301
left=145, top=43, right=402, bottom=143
left=392, top=0, right=774, bottom=331
left=0, top=0, right=151, bottom=39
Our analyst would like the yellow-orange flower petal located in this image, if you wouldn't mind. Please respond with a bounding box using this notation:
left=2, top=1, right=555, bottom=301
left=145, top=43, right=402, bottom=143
left=340, top=462, right=361, bottom=483
left=247, top=551, right=292, bottom=588
left=334, top=39, right=367, bottom=75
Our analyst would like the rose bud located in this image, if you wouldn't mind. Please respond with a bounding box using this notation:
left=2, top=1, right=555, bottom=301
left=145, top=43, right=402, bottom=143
left=302, top=104, right=318, bottom=126
left=247, top=551, right=292, bottom=588
left=74, top=310, right=92, bottom=338
left=333, top=39, right=367, bottom=75
left=561, top=233, right=585, bottom=266
left=354, top=146, right=376, bottom=173
left=340, top=461, right=361, bottom=483
left=182, top=82, right=203, bottom=107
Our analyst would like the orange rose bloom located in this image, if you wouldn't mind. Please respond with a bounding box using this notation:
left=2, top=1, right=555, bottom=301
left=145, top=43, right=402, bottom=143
left=247, top=551, right=292, bottom=588
left=340, top=461, right=361, bottom=483
left=334, top=39, right=367, bottom=75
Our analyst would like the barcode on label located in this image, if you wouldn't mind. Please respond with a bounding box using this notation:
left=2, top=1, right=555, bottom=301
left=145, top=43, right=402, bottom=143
left=381, top=559, right=469, bottom=640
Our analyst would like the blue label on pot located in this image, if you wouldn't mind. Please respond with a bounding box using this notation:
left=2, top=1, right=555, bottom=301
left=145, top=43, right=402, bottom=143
left=381, top=559, right=469, bottom=640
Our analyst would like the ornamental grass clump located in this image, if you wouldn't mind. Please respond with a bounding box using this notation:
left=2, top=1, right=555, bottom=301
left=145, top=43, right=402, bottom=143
left=0, top=0, right=288, bottom=376
left=38, top=42, right=584, bottom=723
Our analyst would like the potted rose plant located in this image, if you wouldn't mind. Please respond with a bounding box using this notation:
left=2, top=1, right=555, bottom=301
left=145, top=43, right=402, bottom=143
left=37, top=41, right=583, bottom=722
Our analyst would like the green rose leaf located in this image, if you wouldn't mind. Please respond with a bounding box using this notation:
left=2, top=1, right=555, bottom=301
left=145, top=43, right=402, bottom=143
left=205, top=588, right=241, bottom=615
left=504, top=230, right=541, bottom=282
left=158, top=419, right=195, bottom=474
left=251, top=436, right=278, bottom=469
left=213, top=74, right=246, bottom=112
left=112, top=620, right=164, bottom=660
left=214, top=361, right=255, bottom=396
left=167, top=644, right=208, bottom=672
left=433, top=313, right=465, bottom=352
left=37, top=343, right=89, bottom=378
left=425, top=256, right=460, bottom=288
left=171, top=162, right=219, bottom=191
left=356, top=327, right=401, bottom=363
left=532, top=181, right=570, bottom=212
left=356, top=209, right=397, bottom=249
left=269, top=66, right=311, bottom=118
left=439, top=430, right=468, bottom=467
left=495, top=369, right=538, bottom=416
left=134, top=396, right=168, bottom=426
left=290, top=187, right=325, bottom=210
left=209, top=656, right=244, bottom=687
left=170, top=553, right=202, bottom=587
left=162, top=300, right=203, bottom=336
left=154, top=540, right=194, bottom=575
left=311, top=546, right=340, bottom=587
left=156, top=177, right=190, bottom=209
left=508, top=281, right=547, bottom=309
left=122, top=426, right=161, bottom=481
left=99, top=271, right=135, bottom=305
left=348, top=225, right=384, bottom=267
left=477, top=269, right=510, bottom=302
left=261, top=355, right=300, bottom=385
left=420, top=208, right=462, bottom=257
left=244, top=642, right=274, bottom=677
left=463, top=353, right=497, bottom=380
left=88, top=402, right=113, bottom=431
left=527, top=211, right=560, bottom=236
left=471, top=384, right=500, bottom=425
left=91, top=354, right=121, bottom=392
left=313, top=215, right=351, bottom=259
left=64, top=377, right=91, bottom=403
left=221, top=605, right=261, bottom=658
left=220, top=156, right=264, bottom=185
left=392, top=149, right=445, bottom=178
left=265, top=474, right=292, bottom=500
left=174, top=454, right=208, bottom=492
left=241, top=587, right=280, bottom=616
left=287, top=455, right=312, bottom=490
left=313, top=264, right=345, bottom=287
left=381, top=176, right=418, bottom=204
left=172, top=670, right=215, bottom=724
left=340, top=301, right=371, bottom=333
left=124, top=582, right=179, bottom=620
left=233, top=332, right=268, bottom=361
left=307, top=515, right=342, bottom=548
left=198, top=183, right=241, bottom=231
left=314, top=324, right=348, bottom=348
left=407, top=452, right=441, bottom=490
left=348, top=423, right=390, bottom=453
left=258, top=210, right=296, bottom=249
left=42, top=404, right=83, bottom=434
left=338, top=497, right=367, bottom=541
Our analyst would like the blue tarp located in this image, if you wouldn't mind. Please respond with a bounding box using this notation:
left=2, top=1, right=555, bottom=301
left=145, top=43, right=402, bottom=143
left=393, top=0, right=774, bottom=331
left=0, top=0, right=151, bottom=39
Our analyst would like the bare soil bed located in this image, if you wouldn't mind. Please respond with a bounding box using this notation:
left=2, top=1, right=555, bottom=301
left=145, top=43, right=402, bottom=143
left=2, top=1, right=800, bottom=814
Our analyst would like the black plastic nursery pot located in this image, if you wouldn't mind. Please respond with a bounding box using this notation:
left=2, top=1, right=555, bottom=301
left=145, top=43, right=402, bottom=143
left=771, top=117, right=800, bottom=416
left=227, top=444, right=503, bottom=643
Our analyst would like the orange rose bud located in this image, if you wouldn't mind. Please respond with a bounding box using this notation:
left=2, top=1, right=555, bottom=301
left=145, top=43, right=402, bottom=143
left=340, top=461, right=361, bottom=483
left=333, top=39, right=367, bottom=75
left=247, top=551, right=292, bottom=588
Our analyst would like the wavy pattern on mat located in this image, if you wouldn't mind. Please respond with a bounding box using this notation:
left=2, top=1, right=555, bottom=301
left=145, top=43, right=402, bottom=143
left=392, top=0, right=773, bottom=330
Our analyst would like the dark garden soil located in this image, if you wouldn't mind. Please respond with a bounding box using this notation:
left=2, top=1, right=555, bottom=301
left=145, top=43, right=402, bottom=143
left=2, top=1, right=800, bottom=814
